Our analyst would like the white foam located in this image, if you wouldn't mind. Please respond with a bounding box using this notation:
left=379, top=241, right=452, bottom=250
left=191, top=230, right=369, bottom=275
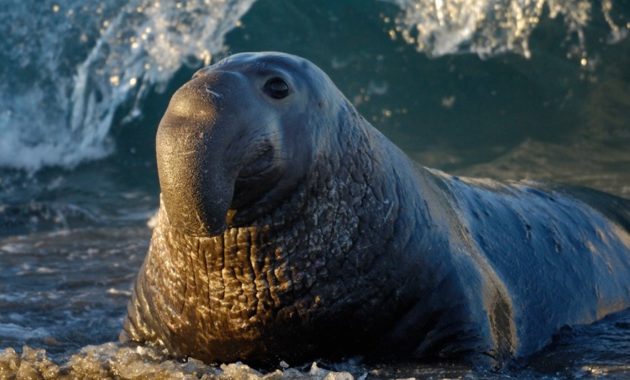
left=106, top=287, right=132, bottom=297
left=0, top=0, right=255, bottom=171
left=387, top=0, right=628, bottom=59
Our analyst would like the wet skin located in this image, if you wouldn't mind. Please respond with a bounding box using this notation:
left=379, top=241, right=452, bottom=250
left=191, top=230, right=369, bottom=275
left=122, top=52, right=630, bottom=367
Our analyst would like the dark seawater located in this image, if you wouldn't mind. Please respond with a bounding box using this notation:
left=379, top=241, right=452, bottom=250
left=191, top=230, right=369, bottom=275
left=1, top=0, right=630, bottom=378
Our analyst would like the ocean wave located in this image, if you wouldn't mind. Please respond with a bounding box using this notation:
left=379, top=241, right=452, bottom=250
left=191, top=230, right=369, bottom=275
left=2, top=0, right=628, bottom=172
left=387, top=0, right=629, bottom=59
left=0, top=324, right=50, bottom=340
left=0, top=0, right=255, bottom=171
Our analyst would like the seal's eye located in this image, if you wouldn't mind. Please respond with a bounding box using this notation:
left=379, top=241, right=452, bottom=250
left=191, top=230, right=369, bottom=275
left=263, top=77, right=290, bottom=99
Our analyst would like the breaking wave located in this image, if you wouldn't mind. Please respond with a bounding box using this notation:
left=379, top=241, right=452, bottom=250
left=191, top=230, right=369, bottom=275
left=0, top=0, right=255, bottom=171
left=1, top=0, right=628, bottom=171
left=387, top=0, right=629, bottom=59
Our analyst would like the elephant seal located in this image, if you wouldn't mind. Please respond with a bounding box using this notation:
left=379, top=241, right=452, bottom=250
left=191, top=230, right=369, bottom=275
left=122, top=52, right=630, bottom=367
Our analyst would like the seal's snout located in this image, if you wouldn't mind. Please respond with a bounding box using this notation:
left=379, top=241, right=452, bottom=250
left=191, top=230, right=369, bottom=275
left=165, top=80, right=222, bottom=122
left=155, top=74, right=242, bottom=237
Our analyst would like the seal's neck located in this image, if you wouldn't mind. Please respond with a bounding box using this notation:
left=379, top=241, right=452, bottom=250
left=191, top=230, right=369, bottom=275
left=126, top=110, right=444, bottom=362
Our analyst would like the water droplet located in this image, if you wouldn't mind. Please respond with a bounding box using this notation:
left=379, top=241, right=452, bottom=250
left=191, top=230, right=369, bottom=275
left=109, top=76, right=120, bottom=86
left=129, top=78, right=137, bottom=87
left=441, top=96, right=456, bottom=109
left=52, top=4, right=60, bottom=13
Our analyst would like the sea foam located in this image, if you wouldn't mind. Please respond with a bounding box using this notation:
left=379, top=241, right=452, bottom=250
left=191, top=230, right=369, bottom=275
left=0, top=0, right=255, bottom=171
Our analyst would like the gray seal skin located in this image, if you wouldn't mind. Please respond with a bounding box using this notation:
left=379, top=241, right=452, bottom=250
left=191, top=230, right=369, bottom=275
left=122, top=52, right=630, bottom=367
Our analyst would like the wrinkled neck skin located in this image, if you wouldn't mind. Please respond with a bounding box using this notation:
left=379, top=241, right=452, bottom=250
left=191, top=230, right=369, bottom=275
left=123, top=102, right=498, bottom=365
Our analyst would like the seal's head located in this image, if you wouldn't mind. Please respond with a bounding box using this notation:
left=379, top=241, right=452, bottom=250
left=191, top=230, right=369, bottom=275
left=156, top=52, right=342, bottom=236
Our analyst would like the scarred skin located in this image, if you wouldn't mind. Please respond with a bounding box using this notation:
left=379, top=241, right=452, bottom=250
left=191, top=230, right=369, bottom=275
left=122, top=52, right=630, bottom=366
